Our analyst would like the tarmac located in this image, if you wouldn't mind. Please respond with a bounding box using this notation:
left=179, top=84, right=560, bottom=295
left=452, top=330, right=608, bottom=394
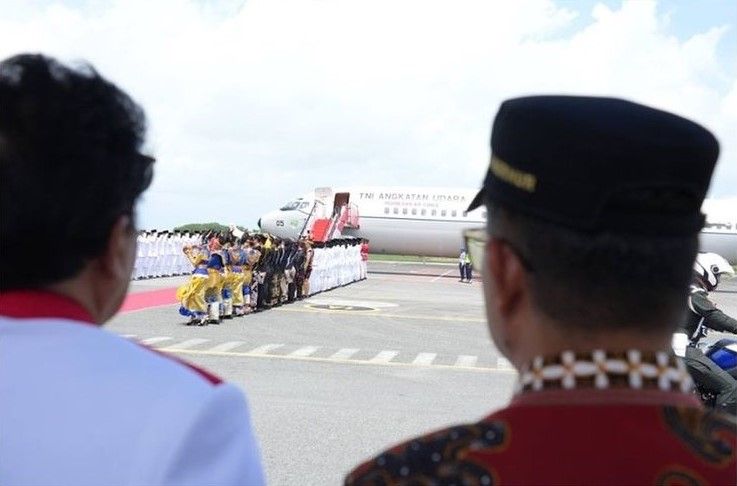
left=107, top=261, right=737, bottom=485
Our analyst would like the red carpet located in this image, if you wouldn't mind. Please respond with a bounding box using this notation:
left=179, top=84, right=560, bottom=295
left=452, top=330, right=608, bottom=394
left=119, top=287, right=178, bottom=313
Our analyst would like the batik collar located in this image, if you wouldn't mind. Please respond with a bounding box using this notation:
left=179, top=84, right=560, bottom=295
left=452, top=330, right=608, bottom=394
left=516, top=349, right=693, bottom=395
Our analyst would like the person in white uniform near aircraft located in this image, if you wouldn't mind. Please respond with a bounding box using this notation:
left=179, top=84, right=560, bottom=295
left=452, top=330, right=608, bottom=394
left=0, top=54, right=264, bottom=485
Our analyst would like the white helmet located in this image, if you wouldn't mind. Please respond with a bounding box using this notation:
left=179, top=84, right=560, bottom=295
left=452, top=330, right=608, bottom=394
left=693, top=252, right=734, bottom=291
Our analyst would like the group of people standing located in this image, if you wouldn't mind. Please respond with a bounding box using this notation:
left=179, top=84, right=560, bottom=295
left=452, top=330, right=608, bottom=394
left=133, top=230, right=205, bottom=279
left=175, top=232, right=369, bottom=325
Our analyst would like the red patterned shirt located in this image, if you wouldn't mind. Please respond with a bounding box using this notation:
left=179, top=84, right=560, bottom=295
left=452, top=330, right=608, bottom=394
left=346, top=350, right=737, bottom=485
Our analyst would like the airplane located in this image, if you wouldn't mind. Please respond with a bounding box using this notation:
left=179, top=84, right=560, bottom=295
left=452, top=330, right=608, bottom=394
left=258, top=187, right=737, bottom=263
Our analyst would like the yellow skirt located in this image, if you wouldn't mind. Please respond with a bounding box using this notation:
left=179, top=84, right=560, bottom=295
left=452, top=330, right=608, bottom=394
left=205, top=269, right=225, bottom=302
left=226, top=271, right=244, bottom=307
left=176, top=274, right=209, bottom=313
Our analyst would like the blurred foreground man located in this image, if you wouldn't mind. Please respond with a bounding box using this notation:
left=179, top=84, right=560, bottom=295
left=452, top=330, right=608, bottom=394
left=0, top=54, right=264, bottom=485
left=346, top=96, right=736, bottom=484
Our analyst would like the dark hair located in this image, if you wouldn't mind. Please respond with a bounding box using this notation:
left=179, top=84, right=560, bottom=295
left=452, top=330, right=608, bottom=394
left=0, top=54, right=153, bottom=290
left=488, top=201, right=697, bottom=331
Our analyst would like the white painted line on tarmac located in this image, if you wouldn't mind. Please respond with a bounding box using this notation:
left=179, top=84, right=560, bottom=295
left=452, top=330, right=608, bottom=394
left=164, top=338, right=210, bottom=350
left=369, top=350, right=399, bottom=363
left=412, top=352, right=438, bottom=365
left=208, top=341, right=246, bottom=353
left=430, top=270, right=452, bottom=282
left=162, top=348, right=516, bottom=374
left=247, top=343, right=284, bottom=355
left=329, top=348, right=360, bottom=360
left=141, top=336, right=173, bottom=345
left=288, top=346, right=320, bottom=357
left=455, top=355, right=478, bottom=367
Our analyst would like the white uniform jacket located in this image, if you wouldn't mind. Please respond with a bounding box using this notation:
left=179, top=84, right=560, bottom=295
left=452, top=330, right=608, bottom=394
left=0, top=290, right=264, bottom=486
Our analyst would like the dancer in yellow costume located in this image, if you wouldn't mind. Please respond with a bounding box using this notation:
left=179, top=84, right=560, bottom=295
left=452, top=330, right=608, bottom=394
left=204, top=253, right=225, bottom=324
left=176, top=245, right=209, bottom=326
left=244, top=243, right=260, bottom=313
left=224, top=243, right=245, bottom=317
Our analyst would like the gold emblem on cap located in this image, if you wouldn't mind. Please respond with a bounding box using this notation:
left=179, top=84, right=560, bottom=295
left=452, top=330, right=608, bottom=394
left=490, top=156, right=537, bottom=193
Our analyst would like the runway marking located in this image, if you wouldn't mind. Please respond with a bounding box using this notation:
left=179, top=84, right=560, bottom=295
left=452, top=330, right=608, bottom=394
left=430, top=270, right=453, bottom=282
left=288, top=346, right=320, bottom=357
left=370, top=350, right=399, bottom=363
left=161, top=348, right=516, bottom=374
left=306, top=304, right=377, bottom=312
left=412, top=352, right=437, bottom=365
left=275, top=306, right=486, bottom=323
left=164, top=338, right=210, bottom=350
left=329, top=348, right=360, bottom=360
left=208, top=341, right=247, bottom=353
left=247, top=343, right=285, bottom=355
left=140, top=336, right=173, bottom=345
left=132, top=336, right=514, bottom=373
left=306, top=298, right=398, bottom=309
left=455, top=355, right=478, bottom=367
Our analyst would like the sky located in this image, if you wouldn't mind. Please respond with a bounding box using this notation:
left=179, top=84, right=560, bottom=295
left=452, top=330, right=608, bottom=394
left=1, top=0, right=735, bottom=229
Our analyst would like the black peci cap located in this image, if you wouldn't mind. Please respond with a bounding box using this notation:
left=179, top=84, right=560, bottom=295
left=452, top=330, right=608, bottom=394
left=468, top=96, right=719, bottom=236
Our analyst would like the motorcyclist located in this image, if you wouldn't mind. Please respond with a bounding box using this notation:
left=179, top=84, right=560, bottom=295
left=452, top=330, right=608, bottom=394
left=682, top=252, right=737, bottom=412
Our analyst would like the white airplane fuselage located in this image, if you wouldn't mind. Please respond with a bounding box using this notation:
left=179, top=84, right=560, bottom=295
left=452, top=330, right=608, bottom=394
left=258, top=187, right=737, bottom=262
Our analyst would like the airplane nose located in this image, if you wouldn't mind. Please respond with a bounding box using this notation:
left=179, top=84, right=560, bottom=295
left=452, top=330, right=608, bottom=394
left=257, top=218, right=262, bottom=229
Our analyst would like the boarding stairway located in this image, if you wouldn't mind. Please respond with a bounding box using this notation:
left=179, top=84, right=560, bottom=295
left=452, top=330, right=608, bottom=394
left=301, top=202, right=360, bottom=242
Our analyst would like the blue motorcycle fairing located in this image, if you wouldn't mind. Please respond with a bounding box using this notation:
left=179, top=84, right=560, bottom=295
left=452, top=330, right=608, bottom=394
left=705, top=338, right=737, bottom=371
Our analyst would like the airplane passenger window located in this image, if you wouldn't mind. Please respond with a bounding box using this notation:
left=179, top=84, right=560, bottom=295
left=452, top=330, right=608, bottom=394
left=482, top=211, right=487, bottom=219
left=411, top=208, right=417, bottom=215
left=451, top=210, right=457, bottom=217
left=431, top=209, right=437, bottom=216
left=462, top=211, right=468, bottom=217
left=402, top=208, right=408, bottom=215
left=393, top=207, right=399, bottom=214
left=384, top=207, right=390, bottom=214
left=279, top=201, right=301, bottom=211
left=421, top=209, right=426, bottom=216
left=441, top=210, right=447, bottom=217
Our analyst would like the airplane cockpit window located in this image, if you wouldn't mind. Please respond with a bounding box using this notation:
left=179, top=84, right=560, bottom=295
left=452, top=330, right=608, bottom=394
left=280, top=201, right=302, bottom=211
left=300, top=202, right=310, bottom=209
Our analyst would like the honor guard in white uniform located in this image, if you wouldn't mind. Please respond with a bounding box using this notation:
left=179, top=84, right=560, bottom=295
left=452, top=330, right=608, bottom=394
left=135, top=231, right=147, bottom=279
left=145, top=230, right=157, bottom=278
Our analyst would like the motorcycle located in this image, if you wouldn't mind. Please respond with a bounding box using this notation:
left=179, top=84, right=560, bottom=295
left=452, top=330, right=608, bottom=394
left=673, top=319, right=737, bottom=408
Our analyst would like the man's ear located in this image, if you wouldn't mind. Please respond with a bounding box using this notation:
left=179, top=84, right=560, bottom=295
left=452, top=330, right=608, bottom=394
left=487, top=238, right=528, bottom=319
left=100, top=215, right=135, bottom=280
